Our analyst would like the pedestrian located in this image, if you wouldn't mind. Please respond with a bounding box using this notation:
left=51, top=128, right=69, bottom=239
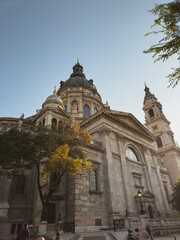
left=139, top=228, right=151, bottom=240
left=146, top=224, right=153, bottom=240
left=133, top=228, right=139, bottom=240
left=19, top=224, right=30, bottom=240
left=126, top=228, right=136, bottom=240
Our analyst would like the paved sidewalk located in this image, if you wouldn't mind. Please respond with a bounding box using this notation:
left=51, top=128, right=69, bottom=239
left=60, top=231, right=180, bottom=240
left=113, top=231, right=180, bottom=240
left=155, top=234, right=180, bottom=240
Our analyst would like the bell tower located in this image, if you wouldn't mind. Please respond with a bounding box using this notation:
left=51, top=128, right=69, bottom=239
left=143, top=84, right=180, bottom=185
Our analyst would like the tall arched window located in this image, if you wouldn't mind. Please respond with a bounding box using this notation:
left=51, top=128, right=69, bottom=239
left=91, top=170, right=98, bottom=191
left=148, top=109, right=154, bottom=118
left=15, top=175, right=26, bottom=194
left=64, top=106, right=67, bottom=112
left=42, top=119, right=45, bottom=126
left=156, top=137, right=163, bottom=148
left=126, top=147, right=139, bottom=162
left=83, top=105, right=90, bottom=117
left=52, top=118, right=57, bottom=128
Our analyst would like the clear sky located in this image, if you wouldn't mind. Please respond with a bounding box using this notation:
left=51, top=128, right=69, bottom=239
left=0, top=0, right=180, bottom=144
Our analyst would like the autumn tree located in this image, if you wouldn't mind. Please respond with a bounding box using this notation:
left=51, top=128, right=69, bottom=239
left=170, top=177, right=180, bottom=212
left=0, top=119, right=92, bottom=220
left=143, top=0, right=180, bottom=88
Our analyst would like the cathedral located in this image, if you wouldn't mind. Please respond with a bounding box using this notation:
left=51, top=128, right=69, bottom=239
left=0, top=61, right=180, bottom=237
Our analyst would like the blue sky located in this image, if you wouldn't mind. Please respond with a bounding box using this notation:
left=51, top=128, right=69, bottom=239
left=0, top=0, right=180, bottom=144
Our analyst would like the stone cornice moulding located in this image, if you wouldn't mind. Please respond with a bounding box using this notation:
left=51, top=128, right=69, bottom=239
left=86, top=144, right=105, bottom=153
left=89, top=159, right=101, bottom=165
left=156, top=146, right=180, bottom=155
left=132, top=171, right=142, bottom=176
left=126, top=157, right=145, bottom=166
left=112, top=152, right=121, bottom=159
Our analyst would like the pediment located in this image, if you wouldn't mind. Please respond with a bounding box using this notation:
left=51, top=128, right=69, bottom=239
left=81, top=109, right=154, bottom=141
left=25, top=108, right=69, bottom=124
left=142, top=191, right=155, bottom=199
left=37, top=108, right=69, bottom=121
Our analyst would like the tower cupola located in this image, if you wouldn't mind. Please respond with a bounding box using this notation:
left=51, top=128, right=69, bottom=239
left=143, top=84, right=166, bottom=123
left=143, top=84, right=180, bottom=185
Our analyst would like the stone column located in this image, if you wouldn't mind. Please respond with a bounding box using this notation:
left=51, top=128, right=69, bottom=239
left=90, top=102, right=94, bottom=116
left=67, top=94, right=71, bottom=114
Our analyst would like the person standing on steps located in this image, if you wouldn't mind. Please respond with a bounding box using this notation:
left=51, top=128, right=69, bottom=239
left=146, top=224, right=153, bottom=240
left=19, top=224, right=30, bottom=240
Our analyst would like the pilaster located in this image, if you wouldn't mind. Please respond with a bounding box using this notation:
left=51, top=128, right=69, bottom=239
left=116, top=133, right=132, bottom=213
left=98, top=127, right=113, bottom=214
left=152, top=153, right=172, bottom=216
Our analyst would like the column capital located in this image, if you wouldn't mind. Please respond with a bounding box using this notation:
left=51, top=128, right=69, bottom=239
left=98, top=127, right=111, bottom=135
left=116, top=133, right=125, bottom=143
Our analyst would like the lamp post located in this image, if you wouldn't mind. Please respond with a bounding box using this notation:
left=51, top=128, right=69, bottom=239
left=137, top=190, right=145, bottom=215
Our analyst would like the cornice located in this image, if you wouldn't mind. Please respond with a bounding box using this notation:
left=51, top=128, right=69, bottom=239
left=145, top=115, right=170, bottom=126
left=86, top=144, right=105, bottom=153
left=58, top=86, right=102, bottom=103
left=0, top=117, right=19, bottom=121
left=156, top=145, right=180, bottom=155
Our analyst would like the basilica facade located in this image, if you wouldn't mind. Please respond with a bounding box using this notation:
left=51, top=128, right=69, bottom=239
left=0, top=61, right=180, bottom=236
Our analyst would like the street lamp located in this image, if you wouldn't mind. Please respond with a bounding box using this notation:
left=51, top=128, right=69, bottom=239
left=137, top=190, right=145, bottom=215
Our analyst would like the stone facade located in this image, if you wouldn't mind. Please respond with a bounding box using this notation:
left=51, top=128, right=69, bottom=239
left=0, top=62, right=180, bottom=237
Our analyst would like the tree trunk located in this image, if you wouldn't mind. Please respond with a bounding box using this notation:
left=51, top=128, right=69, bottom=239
left=36, top=163, right=47, bottom=221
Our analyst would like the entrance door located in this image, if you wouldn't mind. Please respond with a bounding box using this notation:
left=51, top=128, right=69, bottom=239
left=47, top=203, right=56, bottom=223
left=148, top=205, right=154, bottom=219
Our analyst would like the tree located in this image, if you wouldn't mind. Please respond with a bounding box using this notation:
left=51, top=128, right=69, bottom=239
left=170, top=177, right=180, bottom=212
left=0, top=119, right=92, bottom=220
left=143, top=0, right=180, bottom=88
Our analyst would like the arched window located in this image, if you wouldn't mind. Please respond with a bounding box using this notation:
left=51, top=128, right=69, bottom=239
left=91, top=170, right=98, bottom=191
left=126, top=147, right=139, bottom=162
left=15, top=175, right=26, bottom=194
left=156, top=137, right=163, bottom=148
left=64, top=106, right=67, bottom=112
left=148, top=109, right=154, bottom=118
left=52, top=118, right=57, bottom=127
left=83, top=105, right=90, bottom=117
left=42, top=119, right=45, bottom=126
left=94, top=108, right=98, bottom=114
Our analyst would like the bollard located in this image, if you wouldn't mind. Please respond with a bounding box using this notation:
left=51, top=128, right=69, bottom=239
left=56, top=231, right=60, bottom=240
